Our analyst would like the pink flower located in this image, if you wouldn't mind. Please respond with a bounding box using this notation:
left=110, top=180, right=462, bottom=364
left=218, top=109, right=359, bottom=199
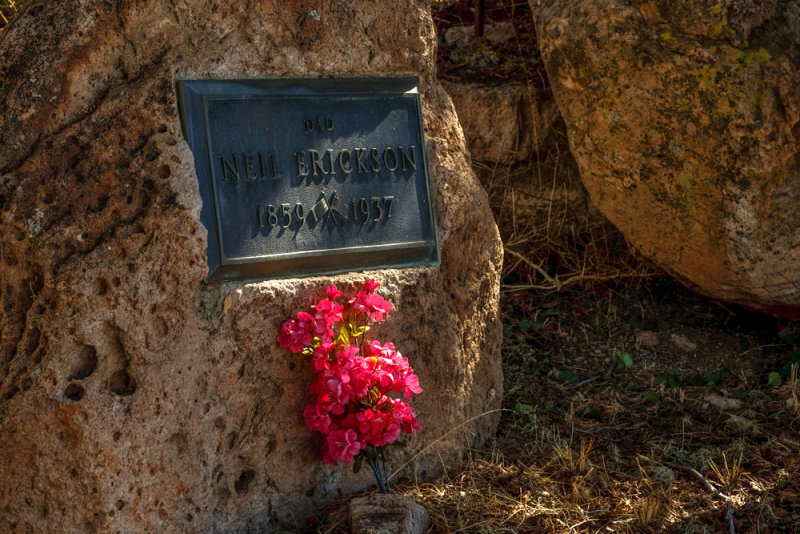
left=364, top=279, right=380, bottom=292
left=351, top=292, right=393, bottom=322
left=320, top=364, right=354, bottom=406
left=278, top=282, right=421, bottom=467
left=402, top=416, right=421, bottom=434
left=348, top=358, right=374, bottom=398
left=325, top=429, right=363, bottom=463
left=312, top=298, right=343, bottom=341
left=312, top=341, right=335, bottom=372
left=326, top=285, right=343, bottom=299
left=276, top=312, right=314, bottom=353
left=356, top=404, right=402, bottom=446
left=335, top=344, right=360, bottom=365
left=402, top=372, right=423, bottom=398
left=368, top=340, right=396, bottom=358
left=304, top=404, right=334, bottom=434
left=389, top=398, right=421, bottom=434
left=379, top=420, right=402, bottom=446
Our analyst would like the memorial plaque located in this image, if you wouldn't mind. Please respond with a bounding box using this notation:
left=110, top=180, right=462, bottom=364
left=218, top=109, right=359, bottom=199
left=177, top=78, right=439, bottom=281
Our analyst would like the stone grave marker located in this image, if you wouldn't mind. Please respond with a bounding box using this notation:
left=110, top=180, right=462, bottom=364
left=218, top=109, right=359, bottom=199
left=0, top=1, right=502, bottom=531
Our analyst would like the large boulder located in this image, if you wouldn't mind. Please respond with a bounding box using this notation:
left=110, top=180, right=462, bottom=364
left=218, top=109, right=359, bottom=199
left=442, top=80, right=561, bottom=165
left=0, top=1, right=503, bottom=531
left=532, top=0, right=800, bottom=316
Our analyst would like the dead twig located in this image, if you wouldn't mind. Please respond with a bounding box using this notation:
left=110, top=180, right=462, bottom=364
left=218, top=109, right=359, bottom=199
left=566, top=375, right=600, bottom=389
left=567, top=355, right=618, bottom=390
left=666, top=462, right=736, bottom=534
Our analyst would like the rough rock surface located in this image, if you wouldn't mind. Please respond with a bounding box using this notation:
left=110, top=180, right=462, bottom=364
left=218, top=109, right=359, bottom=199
left=0, top=1, right=503, bottom=531
left=444, top=22, right=515, bottom=47
left=532, top=0, right=800, bottom=316
left=442, top=81, right=560, bottom=164
left=350, top=493, right=430, bottom=534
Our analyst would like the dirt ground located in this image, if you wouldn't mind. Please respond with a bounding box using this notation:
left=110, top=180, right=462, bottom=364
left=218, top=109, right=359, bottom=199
left=305, top=276, right=799, bottom=533
left=490, top=277, right=800, bottom=532
left=432, top=0, right=549, bottom=90
left=300, top=2, right=800, bottom=533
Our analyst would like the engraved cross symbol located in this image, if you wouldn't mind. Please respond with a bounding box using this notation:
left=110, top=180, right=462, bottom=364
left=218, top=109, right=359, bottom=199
left=328, top=192, right=347, bottom=226
left=311, top=196, right=329, bottom=222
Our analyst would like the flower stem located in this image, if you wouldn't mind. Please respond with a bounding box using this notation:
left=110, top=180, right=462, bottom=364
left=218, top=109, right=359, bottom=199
left=367, top=446, right=390, bottom=494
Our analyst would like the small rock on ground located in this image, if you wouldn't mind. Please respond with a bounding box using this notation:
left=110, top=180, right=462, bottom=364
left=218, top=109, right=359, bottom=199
left=670, top=333, right=698, bottom=352
left=350, top=493, right=430, bottom=534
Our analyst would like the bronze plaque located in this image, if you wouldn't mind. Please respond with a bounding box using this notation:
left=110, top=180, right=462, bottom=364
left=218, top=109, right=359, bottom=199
left=178, top=78, right=438, bottom=281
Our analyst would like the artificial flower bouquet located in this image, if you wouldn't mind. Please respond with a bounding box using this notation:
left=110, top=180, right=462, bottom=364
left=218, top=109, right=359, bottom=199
left=277, top=279, right=422, bottom=492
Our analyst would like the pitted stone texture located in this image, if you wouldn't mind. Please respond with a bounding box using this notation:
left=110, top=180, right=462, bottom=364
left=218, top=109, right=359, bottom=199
left=0, top=1, right=503, bottom=531
left=532, top=0, right=800, bottom=316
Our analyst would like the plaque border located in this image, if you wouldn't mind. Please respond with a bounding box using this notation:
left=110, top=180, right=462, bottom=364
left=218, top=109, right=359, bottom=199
left=177, top=78, right=439, bottom=282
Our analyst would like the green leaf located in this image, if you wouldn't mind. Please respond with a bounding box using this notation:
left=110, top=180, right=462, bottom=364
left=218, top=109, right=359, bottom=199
left=585, top=312, right=600, bottom=327
left=617, top=353, right=634, bottom=370
left=656, top=373, right=679, bottom=388
left=783, top=352, right=800, bottom=377
left=705, top=368, right=731, bottom=386
left=338, top=328, right=350, bottom=344
left=352, top=325, right=371, bottom=337
left=705, top=370, right=720, bottom=386
left=514, top=402, right=535, bottom=423
left=657, top=320, right=670, bottom=330
left=785, top=333, right=795, bottom=345
left=516, top=344, right=533, bottom=357
left=767, top=372, right=782, bottom=387
left=514, top=402, right=534, bottom=415
left=643, top=391, right=660, bottom=404
left=542, top=309, right=559, bottom=318
left=503, top=324, right=513, bottom=337
left=630, top=317, right=643, bottom=329
left=352, top=453, right=364, bottom=474
left=519, top=318, right=534, bottom=332
left=583, top=405, right=602, bottom=419
left=625, top=380, right=638, bottom=390
left=559, top=366, right=579, bottom=384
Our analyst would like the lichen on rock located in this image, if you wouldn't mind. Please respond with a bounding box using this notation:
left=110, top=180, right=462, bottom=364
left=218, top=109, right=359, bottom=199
left=532, top=0, right=800, bottom=316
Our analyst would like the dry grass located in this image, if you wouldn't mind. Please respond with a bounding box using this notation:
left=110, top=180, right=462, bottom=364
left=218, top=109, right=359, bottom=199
left=435, top=0, right=661, bottom=292
left=308, top=409, right=798, bottom=533
left=0, top=0, right=19, bottom=30
left=708, top=451, right=744, bottom=495
left=304, top=280, right=800, bottom=533
left=481, top=154, right=662, bottom=293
